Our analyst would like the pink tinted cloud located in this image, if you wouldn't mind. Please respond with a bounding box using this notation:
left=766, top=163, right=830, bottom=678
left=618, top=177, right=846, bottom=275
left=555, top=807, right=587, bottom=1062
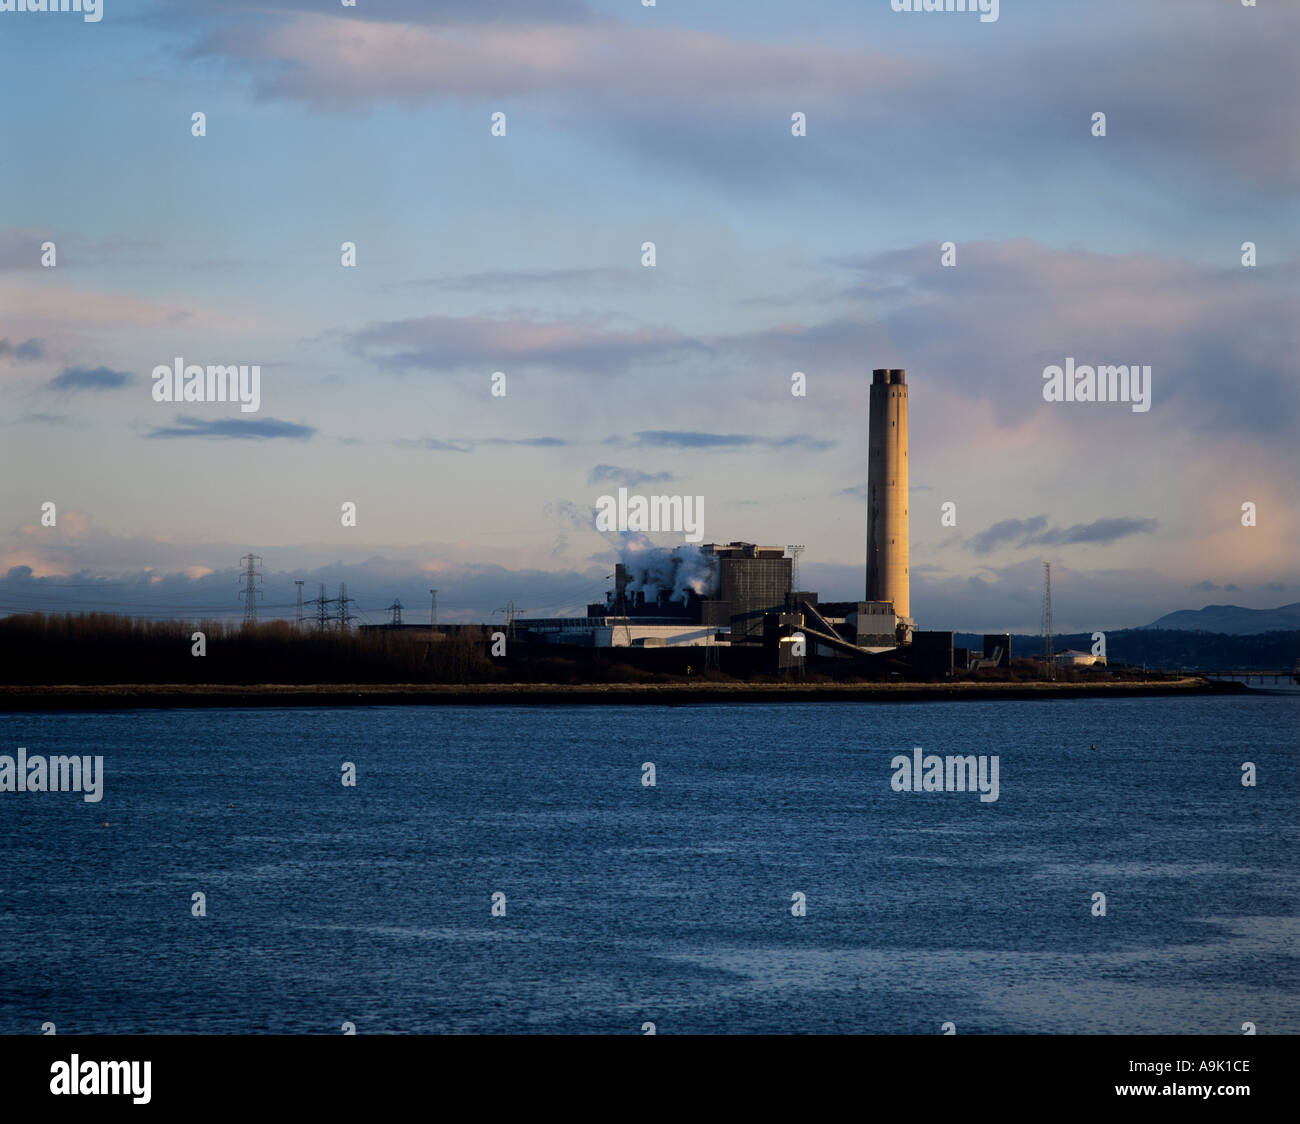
left=351, top=313, right=699, bottom=372
left=192, top=13, right=915, bottom=110
left=0, top=284, right=192, bottom=329
left=186, top=8, right=1296, bottom=188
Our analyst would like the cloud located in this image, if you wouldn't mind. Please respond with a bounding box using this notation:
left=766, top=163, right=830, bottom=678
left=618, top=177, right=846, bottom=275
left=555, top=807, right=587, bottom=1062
left=1035, top=518, right=1160, bottom=548
left=0, top=282, right=199, bottom=328
left=187, top=13, right=910, bottom=114
left=0, top=552, right=613, bottom=623
left=783, top=240, right=1300, bottom=441
left=28, top=509, right=92, bottom=540
left=159, top=0, right=593, bottom=28
left=968, top=516, right=1050, bottom=556
left=618, top=430, right=835, bottom=452
left=400, top=267, right=637, bottom=292
left=0, top=526, right=1282, bottom=633
left=968, top=515, right=1157, bottom=556
left=338, top=242, right=1297, bottom=457
left=350, top=314, right=701, bottom=375
left=395, top=435, right=568, bottom=452
left=4, top=412, right=71, bottom=427
left=0, top=337, right=44, bottom=362
left=48, top=365, right=131, bottom=392
left=396, top=437, right=471, bottom=453
left=544, top=498, right=600, bottom=556
left=587, top=464, right=676, bottom=488
left=180, top=4, right=1298, bottom=193
left=143, top=415, right=316, bottom=440
left=545, top=499, right=596, bottom=528
left=480, top=436, right=569, bottom=448
left=0, top=227, right=163, bottom=271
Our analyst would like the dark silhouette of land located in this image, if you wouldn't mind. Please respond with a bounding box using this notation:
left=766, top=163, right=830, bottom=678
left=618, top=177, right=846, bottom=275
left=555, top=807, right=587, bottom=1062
left=0, top=611, right=1251, bottom=708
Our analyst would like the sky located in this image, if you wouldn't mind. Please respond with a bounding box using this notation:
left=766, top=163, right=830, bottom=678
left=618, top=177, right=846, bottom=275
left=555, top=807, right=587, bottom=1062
left=1, top=0, right=1296, bottom=633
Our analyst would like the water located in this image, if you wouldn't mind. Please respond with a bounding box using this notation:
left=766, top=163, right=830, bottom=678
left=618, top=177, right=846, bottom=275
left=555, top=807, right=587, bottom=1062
left=1, top=696, right=1296, bottom=1034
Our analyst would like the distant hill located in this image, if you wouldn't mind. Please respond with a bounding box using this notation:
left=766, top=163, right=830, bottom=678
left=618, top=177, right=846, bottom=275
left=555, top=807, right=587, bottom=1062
left=1139, top=603, right=1300, bottom=635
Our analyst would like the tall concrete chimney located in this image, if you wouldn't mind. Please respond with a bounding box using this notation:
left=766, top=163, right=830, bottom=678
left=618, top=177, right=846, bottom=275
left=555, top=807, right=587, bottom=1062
left=866, top=368, right=909, bottom=620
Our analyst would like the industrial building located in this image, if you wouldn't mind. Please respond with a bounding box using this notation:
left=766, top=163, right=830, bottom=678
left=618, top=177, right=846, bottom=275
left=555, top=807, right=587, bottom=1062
left=517, top=540, right=909, bottom=656
left=1056, top=649, right=1106, bottom=669
left=513, top=542, right=793, bottom=648
left=503, top=368, right=1014, bottom=677
left=512, top=371, right=918, bottom=662
left=352, top=369, right=1032, bottom=679
left=983, top=634, right=1012, bottom=668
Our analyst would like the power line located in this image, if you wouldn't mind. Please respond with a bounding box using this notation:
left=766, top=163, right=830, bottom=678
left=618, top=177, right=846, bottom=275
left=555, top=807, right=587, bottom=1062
left=336, top=583, right=357, bottom=631
left=310, top=583, right=334, bottom=632
left=492, top=601, right=522, bottom=641
left=238, top=553, right=264, bottom=624
left=516, top=575, right=611, bottom=615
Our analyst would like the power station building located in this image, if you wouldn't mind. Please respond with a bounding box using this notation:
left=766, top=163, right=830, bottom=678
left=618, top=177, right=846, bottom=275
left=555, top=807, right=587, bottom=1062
left=360, top=366, right=1024, bottom=676
left=517, top=368, right=937, bottom=664
left=516, top=542, right=795, bottom=647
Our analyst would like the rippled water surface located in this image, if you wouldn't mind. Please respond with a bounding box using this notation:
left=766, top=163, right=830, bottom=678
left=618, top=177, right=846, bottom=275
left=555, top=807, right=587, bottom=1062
left=1, top=695, right=1296, bottom=1034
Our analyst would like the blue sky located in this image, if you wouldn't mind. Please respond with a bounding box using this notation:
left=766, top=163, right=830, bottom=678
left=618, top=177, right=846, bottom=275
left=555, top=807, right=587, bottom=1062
left=1, top=0, right=1297, bottom=632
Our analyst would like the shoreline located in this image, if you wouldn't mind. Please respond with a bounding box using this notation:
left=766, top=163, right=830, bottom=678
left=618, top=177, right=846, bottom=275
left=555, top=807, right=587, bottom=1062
left=0, top=678, right=1246, bottom=710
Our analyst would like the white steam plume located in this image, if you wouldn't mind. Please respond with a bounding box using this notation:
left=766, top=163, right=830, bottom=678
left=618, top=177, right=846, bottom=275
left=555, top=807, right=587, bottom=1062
left=611, top=534, right=717, bottom=605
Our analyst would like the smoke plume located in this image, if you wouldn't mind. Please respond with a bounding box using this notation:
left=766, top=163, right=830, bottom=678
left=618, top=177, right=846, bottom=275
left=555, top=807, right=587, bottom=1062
left=611, top=534, right=717, bottom=606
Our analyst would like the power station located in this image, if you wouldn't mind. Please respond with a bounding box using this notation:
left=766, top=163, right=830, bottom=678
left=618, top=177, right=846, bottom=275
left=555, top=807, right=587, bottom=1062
left=509, top=367, right=943, bottom=666
left=373, top=367, right=1011, bottom=676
